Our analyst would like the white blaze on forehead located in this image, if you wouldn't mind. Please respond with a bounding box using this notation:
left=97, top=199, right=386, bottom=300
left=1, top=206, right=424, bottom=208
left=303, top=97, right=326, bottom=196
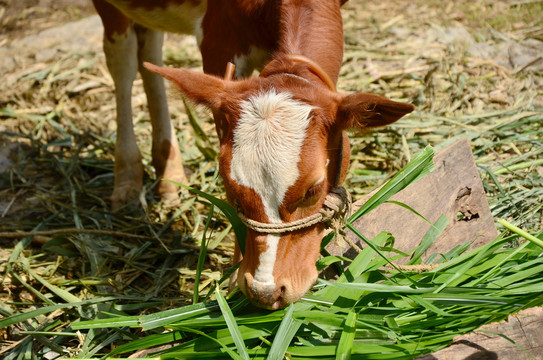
left=230, top=90, right=313, bottom=285
left=231, top=90, right=313, bottom=219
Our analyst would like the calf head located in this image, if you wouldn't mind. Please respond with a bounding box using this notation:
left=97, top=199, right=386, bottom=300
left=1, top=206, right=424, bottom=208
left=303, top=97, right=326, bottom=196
left=145, top=61, right=414, bottom=309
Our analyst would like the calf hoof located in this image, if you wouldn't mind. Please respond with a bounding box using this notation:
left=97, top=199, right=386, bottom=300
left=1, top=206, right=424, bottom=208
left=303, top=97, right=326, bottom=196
left=153, top=140, right=188, bottom=204
left=111, top=182, right=143, bottom=212
left=156, top=172, right=187, bottom=205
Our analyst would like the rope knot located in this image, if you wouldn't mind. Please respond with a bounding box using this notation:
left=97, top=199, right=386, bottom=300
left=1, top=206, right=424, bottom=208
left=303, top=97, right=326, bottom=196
left=320, top=186, right=352, bottom=244
left=320, top=186, right=352, bottom=222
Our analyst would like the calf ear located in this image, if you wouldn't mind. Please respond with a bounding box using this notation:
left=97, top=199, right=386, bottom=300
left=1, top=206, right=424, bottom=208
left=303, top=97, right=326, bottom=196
left=144, top=62, right=228, bottom=111
left=336, top=93, right=415, bottom=129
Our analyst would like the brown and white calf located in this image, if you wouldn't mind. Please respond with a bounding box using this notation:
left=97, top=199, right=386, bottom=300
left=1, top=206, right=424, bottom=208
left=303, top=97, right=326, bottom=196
left=93, top=0, right=414, bottom=309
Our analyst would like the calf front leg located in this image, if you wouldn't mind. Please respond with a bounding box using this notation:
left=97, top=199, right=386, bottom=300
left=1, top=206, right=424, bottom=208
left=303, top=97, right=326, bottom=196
left=94, top=0, right=143, bottom=211
left=136, top=25, right=187, bottom=202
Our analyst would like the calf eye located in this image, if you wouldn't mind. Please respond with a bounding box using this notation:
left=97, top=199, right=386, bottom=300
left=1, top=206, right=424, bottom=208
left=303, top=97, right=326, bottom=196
left=304, top=186, right=318, bottom=200
left=303, top=181, right=324, bottom=202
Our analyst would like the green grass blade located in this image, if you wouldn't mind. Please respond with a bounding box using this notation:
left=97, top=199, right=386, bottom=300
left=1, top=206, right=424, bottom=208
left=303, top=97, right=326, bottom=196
left=107, top=331, right=184, bottom=356
left=345, top=226, right=419, bottom=284
left=491, top=263, right=543, bottom=288
left=317, top=232, right=391, bottom=303
left=408, top=214, right=449, bottom=265
left=348, top=146, right=435, bottom=224
left=195, top=204, right=214, bottom=304
left=433, top=235, right=511, bottom=292
left=215, top=288, right=250, bottom=360
left=418, top=293, right=520, bottom=307
left=5, top=213, right=57, bottom=277
left=335, top=307, right=357, bottom=360
left=341, top=231, right=391, bottom=282
left=384, top=200, right=433, bottom=226
left=139, top=301, right=219, bottom=331
left=467, top=241, right=531, bottom=285
left=293, top=309, right=347, bottom=328
left=318, top=279, right=435, bottom=294
left=73, top=300, right=225, bottom=331
left=166, top=325, right=246, bottom=360
left=493, top=158, right=543, bottom=175
left=266, top=303, right=302, bottom=360
left=1, top=298, right=116, bottom=329
left=71, top=315, right=140, bottom=329
left=9, top=270, right=55, bottom=306
left=323, top=232, right=388, bottom=291
left=26, top=267, right=81, bottom=304
left=407, top=295, right=454, bottom=317
left=498, top=219, right=543, bottom=250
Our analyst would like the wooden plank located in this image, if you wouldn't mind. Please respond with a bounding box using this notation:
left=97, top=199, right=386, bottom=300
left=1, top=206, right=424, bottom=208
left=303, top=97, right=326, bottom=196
left=327, top=138, right=498, bottom=261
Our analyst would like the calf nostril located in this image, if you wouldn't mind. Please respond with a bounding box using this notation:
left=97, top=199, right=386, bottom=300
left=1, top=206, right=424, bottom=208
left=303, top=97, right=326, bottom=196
left=269, top=284, right=287, bottom=310
left=271, top=287, right=285, bottom=310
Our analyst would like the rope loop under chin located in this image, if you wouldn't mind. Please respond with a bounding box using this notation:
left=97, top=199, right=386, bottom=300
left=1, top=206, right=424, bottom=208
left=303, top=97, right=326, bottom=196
left=237, top=186, right=352, bottom=235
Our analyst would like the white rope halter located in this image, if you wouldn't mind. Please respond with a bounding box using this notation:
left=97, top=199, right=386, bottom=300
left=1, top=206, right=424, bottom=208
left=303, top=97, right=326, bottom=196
left=237, top=187, right=352, bottom=234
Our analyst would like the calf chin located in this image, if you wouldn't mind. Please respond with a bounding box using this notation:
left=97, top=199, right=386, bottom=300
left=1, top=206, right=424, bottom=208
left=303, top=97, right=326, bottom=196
left=241, top=271, right=318, bottom=310
left=237, top=250, right=319, bottom=309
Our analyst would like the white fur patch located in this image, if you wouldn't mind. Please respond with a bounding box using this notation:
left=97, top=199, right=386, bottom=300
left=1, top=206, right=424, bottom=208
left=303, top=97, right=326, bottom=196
left=252, top=234, right=280, bottom=288
left=230, top=90, right=313, bottom=285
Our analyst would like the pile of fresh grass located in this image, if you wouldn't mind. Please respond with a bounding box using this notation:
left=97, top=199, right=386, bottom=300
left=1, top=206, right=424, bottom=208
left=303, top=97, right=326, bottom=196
left=66, top=230, right=542, bottom=360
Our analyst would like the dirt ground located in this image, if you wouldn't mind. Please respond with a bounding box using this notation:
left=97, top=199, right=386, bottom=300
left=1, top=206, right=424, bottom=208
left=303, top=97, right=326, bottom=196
left=0, top=0, right=95, bottom=39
